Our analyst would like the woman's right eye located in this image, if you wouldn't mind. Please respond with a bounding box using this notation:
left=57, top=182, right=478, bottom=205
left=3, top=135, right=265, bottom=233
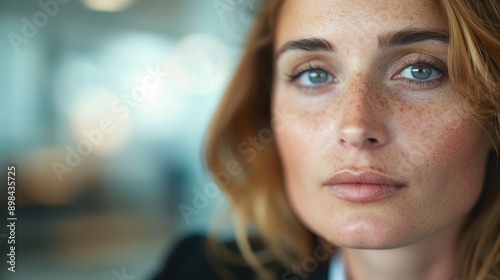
left=290, top=69, right=336, bottom=87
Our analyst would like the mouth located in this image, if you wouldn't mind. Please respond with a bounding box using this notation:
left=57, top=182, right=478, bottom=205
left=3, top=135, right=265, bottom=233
left=324, top=170, right=407, bottom=203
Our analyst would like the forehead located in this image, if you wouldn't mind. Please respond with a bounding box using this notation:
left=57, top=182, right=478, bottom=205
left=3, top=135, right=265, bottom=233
left=275, top=0, right=448, bottom=50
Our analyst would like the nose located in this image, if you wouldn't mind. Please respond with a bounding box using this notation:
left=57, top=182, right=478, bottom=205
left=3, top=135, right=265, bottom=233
left=336, top=81, right=388, bottom=149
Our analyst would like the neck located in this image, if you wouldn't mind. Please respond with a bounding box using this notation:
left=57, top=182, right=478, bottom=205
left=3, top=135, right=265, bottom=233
left=340, top=219, right=465, bottom=280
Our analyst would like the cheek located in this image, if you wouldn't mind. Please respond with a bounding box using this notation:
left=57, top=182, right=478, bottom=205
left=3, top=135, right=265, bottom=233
left=273, top=97, right=491, bottom=246
left=274, top=125, right=309, bottom=187
left=273, top=110, right=335, bottom=230
left=399, top=112, right=489, bottom=221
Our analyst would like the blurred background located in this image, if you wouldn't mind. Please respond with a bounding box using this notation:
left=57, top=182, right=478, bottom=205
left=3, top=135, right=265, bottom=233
left=0, top=0, right=257, bottom=279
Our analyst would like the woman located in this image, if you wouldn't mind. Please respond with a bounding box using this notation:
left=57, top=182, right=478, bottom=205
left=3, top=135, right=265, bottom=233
left=153, top=0, right=500, bottom=279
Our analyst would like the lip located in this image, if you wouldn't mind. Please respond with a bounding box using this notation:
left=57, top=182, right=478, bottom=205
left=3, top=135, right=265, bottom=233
left=324, top=170, right=406, bottom=203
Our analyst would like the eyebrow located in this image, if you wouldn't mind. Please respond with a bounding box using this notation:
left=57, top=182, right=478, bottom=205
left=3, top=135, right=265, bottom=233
left=276, top=38, right=336, bottom=57
left=276, top=28, right=448, bottom=61
left=378, top=28, right=448, bottom=48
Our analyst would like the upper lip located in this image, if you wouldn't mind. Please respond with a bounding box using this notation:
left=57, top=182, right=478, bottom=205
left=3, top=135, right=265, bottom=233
left=324, top=170, right=406, bottom=188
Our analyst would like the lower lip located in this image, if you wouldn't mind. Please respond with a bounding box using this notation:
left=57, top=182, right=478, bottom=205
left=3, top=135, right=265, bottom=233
left=325, top=184, right=405, bottom=203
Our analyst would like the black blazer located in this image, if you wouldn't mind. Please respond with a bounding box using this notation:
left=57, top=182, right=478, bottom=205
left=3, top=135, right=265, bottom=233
left=151, top=234, right=329, bottom=280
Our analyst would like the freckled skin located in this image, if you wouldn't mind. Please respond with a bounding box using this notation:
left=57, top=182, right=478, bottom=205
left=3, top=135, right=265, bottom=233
left=272, top=0, right=492, bottom=278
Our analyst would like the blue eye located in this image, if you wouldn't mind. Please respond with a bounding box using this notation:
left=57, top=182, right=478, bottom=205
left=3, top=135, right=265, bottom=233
left=400, top=64, right=440, bottom=80
left=296, top=69, right=335, bottom=86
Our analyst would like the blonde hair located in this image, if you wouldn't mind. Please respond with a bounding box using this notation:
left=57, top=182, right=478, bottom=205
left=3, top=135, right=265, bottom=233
left=205, top=0, right=500, bottom=279
left=440, top=1, right=500, bottom=279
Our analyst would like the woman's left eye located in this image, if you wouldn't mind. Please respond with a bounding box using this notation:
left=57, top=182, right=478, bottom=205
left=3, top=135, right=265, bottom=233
left=399, top=64, right=441, bottom=80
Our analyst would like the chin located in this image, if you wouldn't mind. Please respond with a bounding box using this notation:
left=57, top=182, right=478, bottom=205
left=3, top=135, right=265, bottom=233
left=324, top=224, right=422, bottom=250
left=335, top=238, right=413, bottom=250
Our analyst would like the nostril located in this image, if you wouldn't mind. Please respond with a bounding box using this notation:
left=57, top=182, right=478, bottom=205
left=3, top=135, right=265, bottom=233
left=367, top=138, right=378, bottom=144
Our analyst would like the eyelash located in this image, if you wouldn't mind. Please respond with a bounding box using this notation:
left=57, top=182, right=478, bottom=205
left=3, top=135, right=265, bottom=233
left=286, top=62, right=321, bottom=78
left=285, top=62, right=335, bottom=93
left=285, top=58, right=448, bottom=93
left=394, top=57, right=447, bottom=89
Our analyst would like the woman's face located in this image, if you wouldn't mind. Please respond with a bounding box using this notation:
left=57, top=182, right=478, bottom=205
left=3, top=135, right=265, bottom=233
left=272, top=0, right=492, bottom=249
